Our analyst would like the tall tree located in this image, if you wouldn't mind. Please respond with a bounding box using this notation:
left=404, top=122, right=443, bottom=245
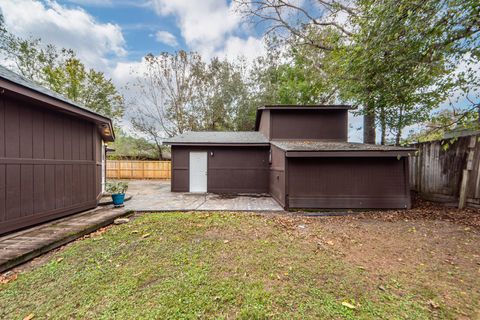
left=237, top=0, right=480, bottom=144
left=0, top=14, right=124, bottom=121
left=250, top=41, right=336, bottom=106
left=130, top=51, right=254, bottom=142
left=130, top=51, right=203, bottom=138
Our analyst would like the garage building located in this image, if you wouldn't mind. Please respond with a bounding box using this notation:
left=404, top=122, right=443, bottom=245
left=165, top=105, right=414, bottom=210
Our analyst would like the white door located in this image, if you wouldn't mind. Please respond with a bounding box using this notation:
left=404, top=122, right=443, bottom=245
left=189, top=152, right=208, bottom=193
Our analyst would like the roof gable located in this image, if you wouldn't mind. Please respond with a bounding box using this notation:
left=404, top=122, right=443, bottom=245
left=0, top=65, right=115, bottom=142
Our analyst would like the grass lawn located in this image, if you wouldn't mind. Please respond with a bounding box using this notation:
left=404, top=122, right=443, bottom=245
left=1, top=211, right=479, bottom=319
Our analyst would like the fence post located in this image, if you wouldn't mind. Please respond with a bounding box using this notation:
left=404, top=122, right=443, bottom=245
left=459, top=136, right=476, bottom=209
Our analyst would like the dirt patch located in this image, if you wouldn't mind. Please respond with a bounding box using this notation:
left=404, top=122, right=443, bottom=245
left=267, top=205, right=480, bottom=317
left=358, top=195, right=480, bottom=229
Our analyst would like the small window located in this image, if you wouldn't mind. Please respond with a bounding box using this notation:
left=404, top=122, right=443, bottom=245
left=269, top=149, right=272, bottom=164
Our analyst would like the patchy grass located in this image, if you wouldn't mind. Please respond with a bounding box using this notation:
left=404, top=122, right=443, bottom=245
left=1, top=212, right=479, bottom=319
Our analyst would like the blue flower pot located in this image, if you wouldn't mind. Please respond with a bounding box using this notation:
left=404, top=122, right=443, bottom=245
left=111, top=193, right=125, bottom=207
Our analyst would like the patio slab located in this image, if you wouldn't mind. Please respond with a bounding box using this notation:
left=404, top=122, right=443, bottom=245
left=0, top=206, right=130, bottom=273
left=125, top=180, right=284, bottom=212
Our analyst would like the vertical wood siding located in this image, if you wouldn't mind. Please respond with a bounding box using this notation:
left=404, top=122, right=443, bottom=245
left=287, top=157, right=410, bottom=209
left=0, top=94, right=102, bottom=235
left=270, top=109, right=348, bottom=141
left=171, top=146, right=269, bottom=193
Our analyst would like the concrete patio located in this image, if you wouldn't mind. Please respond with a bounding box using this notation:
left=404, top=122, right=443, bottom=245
left=125, top=180, right=284, bottom=212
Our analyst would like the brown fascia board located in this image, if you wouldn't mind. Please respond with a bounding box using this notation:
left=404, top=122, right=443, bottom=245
left=285, top=150, right=414, bottom=157
left=254, top=104, right=352, bottom=130
left=0, top=78, right=115, bottom=142
left=163, top=142, right=270, bottom=147
left=260, top=104, right=352, bottom=110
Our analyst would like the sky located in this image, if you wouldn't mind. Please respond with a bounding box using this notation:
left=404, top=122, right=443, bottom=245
left=0, top=0, right=297, bottom=136
left=4, top=0, right=472, bottom=143
left=0, top=0, right=267, bottom=82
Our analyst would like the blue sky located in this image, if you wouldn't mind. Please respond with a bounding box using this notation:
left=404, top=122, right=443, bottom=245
left=0, top=0, right=475, bottom=142
left=0, top=0, right=267, bottom=78
left=69, top=1, right=185, bottom=60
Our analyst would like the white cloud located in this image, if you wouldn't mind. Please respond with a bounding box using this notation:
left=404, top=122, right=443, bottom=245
left=67, top=0, right=113, bottom=6
left=149, top=0, right=265, bottom=62
left=215, top=36, right=266, bottom=63
left=155, top=31, right=178, bottom=47
left=150, top=0, right=239, bottom=47
left=0, top=0, right=127, bottom=72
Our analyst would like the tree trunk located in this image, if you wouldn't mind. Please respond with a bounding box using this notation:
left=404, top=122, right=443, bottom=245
left=395, top=128, right=402, bottom=146
left=363, top=104, right=376, bottom=144
left=395, top=106, right=404, bottom=146
left=379, top=105, right=386, bottom=145
left=155, top=142, right=164, bottom=161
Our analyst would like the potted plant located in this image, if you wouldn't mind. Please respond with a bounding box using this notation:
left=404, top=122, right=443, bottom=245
left=106, top=181, right=129, bottom=207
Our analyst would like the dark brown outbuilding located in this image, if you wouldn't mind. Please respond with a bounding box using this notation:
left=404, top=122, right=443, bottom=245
left=165, top=105, right=415, bottom=210
left=0, top=66, right=114, bottom=235
left=167, top=132, right=270, bottom=194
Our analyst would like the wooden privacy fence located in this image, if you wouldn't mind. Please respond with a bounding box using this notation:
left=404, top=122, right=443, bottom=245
left=107, top=160, right=171, bottom=179
left=409, top=134, right=480, bottom=208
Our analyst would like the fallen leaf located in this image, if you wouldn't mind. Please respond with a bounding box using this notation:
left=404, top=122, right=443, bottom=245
left=223, top=240, right=230, bottom=244
left=326, top=240, right=334, bottom=246
left=142, top=233, right=151, bottom=238
left=57, top=257, right=64, bottom=263
left=23, top=314, right=34, bottom=320
left=342, top=301, right=356, bottom=309
left=428, top=300, right=440, bottom=309
left=0, top=273, right=17, bottom=284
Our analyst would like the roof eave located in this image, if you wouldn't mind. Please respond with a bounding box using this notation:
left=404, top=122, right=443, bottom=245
left=285, top=150, right=414, bottom=157
left=0, top=77, right=115, bottom=142
left=259, top=104, right=352, bottom=110
left=163, top=142, right=270, bottom=147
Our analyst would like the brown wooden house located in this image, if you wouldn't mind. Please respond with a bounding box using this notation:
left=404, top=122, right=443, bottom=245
left=165, top=105, right=414, bottom=210
left=0, top=66, right=115, bottom=235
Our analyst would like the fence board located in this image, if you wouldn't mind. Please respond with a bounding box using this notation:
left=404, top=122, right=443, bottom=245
left=409, top=134, right=480, bottom=206
left=106, top=160, right=171, bottom=179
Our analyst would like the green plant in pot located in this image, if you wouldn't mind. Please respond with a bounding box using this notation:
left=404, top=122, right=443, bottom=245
left=106, top=181, right=129, bottom=207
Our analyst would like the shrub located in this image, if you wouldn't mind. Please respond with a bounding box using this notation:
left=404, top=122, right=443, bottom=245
left=106, top=181, right=128, bottom=194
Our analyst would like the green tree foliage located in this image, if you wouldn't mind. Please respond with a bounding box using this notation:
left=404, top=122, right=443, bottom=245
left=108, top=129, right=165, bottom=160
left=237, top=0, right=480, bottom=145
left=0, top=14, right=124, bottom=121
left=194, top=57, right=251, bottom=131
left=250, top=44, right=336, bottom=105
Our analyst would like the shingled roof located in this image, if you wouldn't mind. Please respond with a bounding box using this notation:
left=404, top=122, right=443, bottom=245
left=163, top=131, right=269, bottom=145
left=270, top=140, right=415, bottom=157
left=271, top=140, right=415, bottom=152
